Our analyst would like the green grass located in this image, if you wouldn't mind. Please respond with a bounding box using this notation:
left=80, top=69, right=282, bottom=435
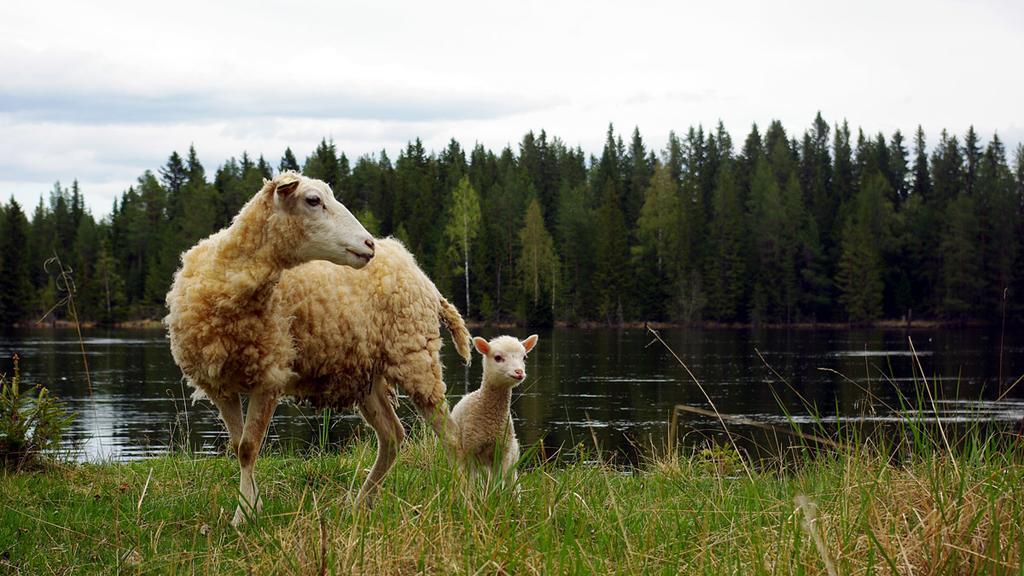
left=1, top=428, right=1022, bottom=575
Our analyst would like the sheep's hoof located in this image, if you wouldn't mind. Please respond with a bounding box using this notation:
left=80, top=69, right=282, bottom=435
left=230, top=498, right=264, bottom=527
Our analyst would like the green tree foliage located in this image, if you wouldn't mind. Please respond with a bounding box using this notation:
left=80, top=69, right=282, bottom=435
left=443, top=176, right=482, bottom=317
left=940, top=193, right=983, bottom=320
left=0, top=199, right=34, bottom=324
left=517, top=199, right=559, bottom=325
left=705, top=165, right=746, bottom=322
left=636, top=162, right=682, bottom=320
left=835, top=173, right=896, bottom=323
left=4, top=120, right=1023, bottom=327
left=594, top=180, right=629, bottom=323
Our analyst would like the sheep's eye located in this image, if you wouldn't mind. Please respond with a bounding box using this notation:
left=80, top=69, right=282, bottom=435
left=494, top=355, right=504, bottom=363
left=305, top=196, right=321, bottom=207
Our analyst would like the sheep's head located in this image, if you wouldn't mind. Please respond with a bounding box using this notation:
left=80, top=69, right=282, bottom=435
left=473, top=335, right=538, bottom=388
left=265, top=171, right=375, bottom=269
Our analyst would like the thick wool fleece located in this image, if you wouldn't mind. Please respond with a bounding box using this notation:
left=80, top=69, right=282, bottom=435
left=164, top=174, right=310, bottom=399
left=276, top=237, right=472, bottom=409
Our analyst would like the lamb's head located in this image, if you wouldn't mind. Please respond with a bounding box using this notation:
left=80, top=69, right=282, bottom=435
left=473, top=334, right=539, bottom=388
left=264, top=171, right=375, bottom=269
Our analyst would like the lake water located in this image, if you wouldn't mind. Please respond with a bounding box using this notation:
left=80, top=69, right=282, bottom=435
left=1, top=327, right=1022, bottom=463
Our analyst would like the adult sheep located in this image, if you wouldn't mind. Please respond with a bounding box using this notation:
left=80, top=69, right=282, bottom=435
left=165, top=171, right=375, bottom=526
left=274, top=237, right=472, bottom=506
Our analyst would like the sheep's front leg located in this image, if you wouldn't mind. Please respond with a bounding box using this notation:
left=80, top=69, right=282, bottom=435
left=355, top=377, right=404, bottom=507
left=232, top=390, right=279, bottom=527
left=209, top=392, right=243, bottom=456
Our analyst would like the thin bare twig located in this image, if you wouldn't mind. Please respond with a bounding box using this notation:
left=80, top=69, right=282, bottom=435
left=646, top=327, right=753, bottom=480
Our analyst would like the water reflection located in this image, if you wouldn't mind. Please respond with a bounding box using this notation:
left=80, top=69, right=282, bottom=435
left=0, top=327, right=1021, bottom=463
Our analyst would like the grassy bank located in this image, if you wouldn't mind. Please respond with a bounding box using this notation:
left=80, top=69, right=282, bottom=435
left=1, top=430, right=1022, bottom=575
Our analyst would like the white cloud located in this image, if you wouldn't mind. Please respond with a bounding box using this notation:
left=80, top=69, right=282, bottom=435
left=0, top=0, right=1021, bottom=213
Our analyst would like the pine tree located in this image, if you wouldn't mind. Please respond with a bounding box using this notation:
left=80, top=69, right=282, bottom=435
left=0, top=199, right=34, bottom=325
left=974, top=134, right=1017, bottom=317
left=940, top=193, right=982, bottom=320
left=705, top=165, right=746, bottom=322
left=888, top=130, right=910, bottom=203
left=747, top=157, right=789, bottom=322
left=836, top=217, right=884, bottom=323
left=279, top=147, right=300, bottom=173
left=303, top=138, right=341, bottom=191
left=835, top=173, right=895, bottom=323
left=594, top=180, right=629, bottom=323
left=912, top=126, right=931, bottom=200
left=931, top=130, right=964, bottom=205
left=963, top=126, right=981, bottom=196
left=556, top=183, right=596, bottom=322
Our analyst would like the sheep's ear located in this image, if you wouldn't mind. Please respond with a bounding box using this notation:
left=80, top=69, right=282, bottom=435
left=522, top=334, right=539, bottom=353
left=274, top=174, right=300, bottom=196
left=473, top=337, right=490, bottom=355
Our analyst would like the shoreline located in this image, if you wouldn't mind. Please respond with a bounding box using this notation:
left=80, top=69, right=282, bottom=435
left=13, top=317, right=1003, bottom=331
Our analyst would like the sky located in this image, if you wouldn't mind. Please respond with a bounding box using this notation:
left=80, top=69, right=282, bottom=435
left=1, top=0, right=1022, bottom=214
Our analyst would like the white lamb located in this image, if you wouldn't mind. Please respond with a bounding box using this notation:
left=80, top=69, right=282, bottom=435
left=273, top=237, right=472, bottom=506
left=451, top=334, right=539, bottom=484
left=164, top=171, right=375, bottom=526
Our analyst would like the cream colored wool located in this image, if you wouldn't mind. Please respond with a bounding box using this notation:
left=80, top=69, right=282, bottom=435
left=451, top=334, right=538, bottom=483
left=275, top=237, right=472, bottom=505
left=164, top=171, right=374, bottom=525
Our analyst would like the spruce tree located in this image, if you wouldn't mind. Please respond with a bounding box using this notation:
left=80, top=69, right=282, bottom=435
left=594, top=180, right=629, bottom=323
left=279, top=147, right=300, bottom=173
left=940, top=193, right=982, bottom=320
left=0, top=199, right=34, bottom=325
left=705, top=165, right=745, bottom=322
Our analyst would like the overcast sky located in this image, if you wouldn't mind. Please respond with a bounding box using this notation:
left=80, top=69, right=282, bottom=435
left=2, top=0, right=1021, bottom=213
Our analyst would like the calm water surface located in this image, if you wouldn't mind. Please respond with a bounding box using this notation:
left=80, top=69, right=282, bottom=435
left=1, top=327, right=1022, bottom=462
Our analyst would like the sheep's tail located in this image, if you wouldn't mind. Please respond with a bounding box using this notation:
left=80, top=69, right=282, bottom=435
left=439, top=297, right=472, bottom=366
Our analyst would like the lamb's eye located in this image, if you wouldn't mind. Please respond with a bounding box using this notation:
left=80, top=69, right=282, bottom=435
left=305, top=196, right=321, bottom=207
left=494, top=355, right=504, bottom=363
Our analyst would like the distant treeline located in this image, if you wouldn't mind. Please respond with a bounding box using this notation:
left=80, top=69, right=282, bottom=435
left=1, top=114, right=1022, bottom=327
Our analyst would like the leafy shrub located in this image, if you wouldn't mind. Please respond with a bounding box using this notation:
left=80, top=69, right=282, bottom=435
left=0, top=354, right=75, bottom=470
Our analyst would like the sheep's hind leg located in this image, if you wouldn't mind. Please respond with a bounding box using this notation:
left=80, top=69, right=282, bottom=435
left=232, top=390, right=279, bottom=527
left=355, top=376, right=404, bottom=508
left=415, top=399, right=460, bottom=459
left=394, top=349, right=461, bottom=458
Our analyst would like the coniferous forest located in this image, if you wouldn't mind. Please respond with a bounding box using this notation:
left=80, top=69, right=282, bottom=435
left=1, top=114, right=1022, bottom=327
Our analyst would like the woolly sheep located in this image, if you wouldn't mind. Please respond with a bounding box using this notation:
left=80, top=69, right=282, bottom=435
left=165, top=171, right=375, bottom=526
left=274, top=237, right=472, bottom=505
left=451, top=334, right=539, bottom=484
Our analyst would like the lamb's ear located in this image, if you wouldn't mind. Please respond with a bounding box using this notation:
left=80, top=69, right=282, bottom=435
left=522, top=334, right=539, bottom=353
left=274, top=174, right=300, bottom=196
left=473, top=337, right=490, bottom=355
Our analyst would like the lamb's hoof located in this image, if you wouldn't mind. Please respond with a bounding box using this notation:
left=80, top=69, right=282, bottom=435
left=231, top=507, right=246, bottom=527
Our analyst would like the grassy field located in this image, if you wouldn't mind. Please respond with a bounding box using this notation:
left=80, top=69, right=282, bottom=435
left=1, top=427, right=1022, bottom=575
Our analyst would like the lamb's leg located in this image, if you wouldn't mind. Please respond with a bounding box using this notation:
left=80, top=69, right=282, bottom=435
left=209, top=392, right=243, bottom=456
left=355, top=376, right=404, bottom=507
left=232, top=390, right=278, bottom=527
left=415, top=399, right=461, bottom=458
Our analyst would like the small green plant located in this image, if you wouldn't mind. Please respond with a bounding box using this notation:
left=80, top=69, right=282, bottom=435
left=0, top=354, right=75, bottom=470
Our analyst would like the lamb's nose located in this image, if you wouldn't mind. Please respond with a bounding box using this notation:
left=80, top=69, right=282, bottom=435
left=364, top=238, right=375, bottom=252
left=513, top=369, right=524, bottom=379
